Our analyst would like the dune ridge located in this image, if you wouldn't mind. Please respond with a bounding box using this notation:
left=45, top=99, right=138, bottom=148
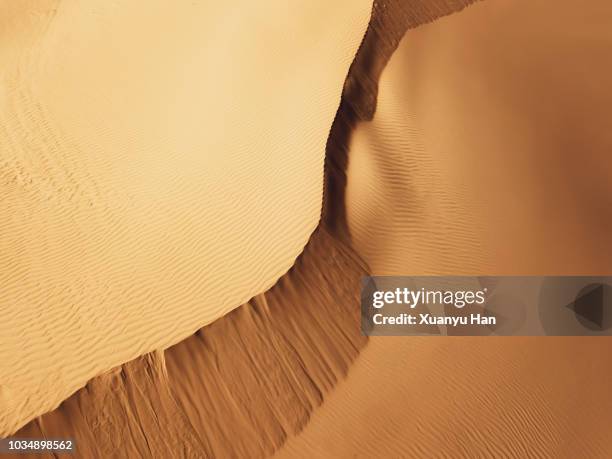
left=16, top=226, right=368, bottom=458
left=7, top=0, right=480, bottom=455
left=1, top=0, right=371, bottom=436
left=10, top=1, right=611, bottom=458
left=346, top=0, right=612, bottom=276
left=323, top=0, right=481, bottom=240
left=279, top=0, right=612, bottom=457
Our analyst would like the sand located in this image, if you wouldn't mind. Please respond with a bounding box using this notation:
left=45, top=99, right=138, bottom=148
left=6, top=0, right=612, bottom=457
left=278, top=0, right=612, bottom=457
left=345, top=0, right=612, bottom=276
left=278, top=338, right=612, bottom=458
left=16, top=226, right=369, bottom=458
left=6, top=1, right=476, bottom=454
left=0, top=0, right=371, bottom=436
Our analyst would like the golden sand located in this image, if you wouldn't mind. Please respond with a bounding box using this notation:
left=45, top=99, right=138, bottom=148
left=280, top=1, right=612, bottom=456
left=5, top=0, right=612, bottom=457
left=0, top=0, right=371, bottom=436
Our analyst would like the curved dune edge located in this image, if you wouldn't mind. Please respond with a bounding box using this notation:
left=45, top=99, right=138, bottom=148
left=279, top=1, right=612, bottom=457
left=0, top=0, right=371, bottom=436
left=323, top=0, right=482, bottom=239
left=346, top=0, right=612, bottom=276
left=10, top=0, right=479, bottom=456
left=16, top=226, right=368, bottom=458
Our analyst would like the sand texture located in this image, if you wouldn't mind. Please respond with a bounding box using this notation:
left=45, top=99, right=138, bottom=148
left=6, top=0, right=476, bottom=453
left=5, top=0, right=612, bottom=457
left=278, top=337, right=612, bottom=458
left=280, top=0, right=612, bottom=457
left=346, top=0, right=612, bottom=276
left=15, top=227, right=368, bottom=458
left=1, top=0, right=371, bottom=436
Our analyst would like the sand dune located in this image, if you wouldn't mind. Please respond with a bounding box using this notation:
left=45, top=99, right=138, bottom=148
left=346, top=0, right=612, bottom=276
left=5, top=0, right=612, bottom=457
left=278, top=337, right=612, bottom=458
left=0, top=0, right=371, bottom=436
left=279, top=0, right=612, bottom=457
left=7, top=1, right=479, bottom=454
left=16, top=226, right=368, bottom=458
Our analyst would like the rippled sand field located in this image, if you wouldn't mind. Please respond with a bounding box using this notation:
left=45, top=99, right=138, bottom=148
left=281, top=1, right=612, bottom=457
left=4, top=0, right=612, bottom=457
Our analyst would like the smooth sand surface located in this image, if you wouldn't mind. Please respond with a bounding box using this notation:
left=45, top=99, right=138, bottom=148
left=278, top=0, right=612, bottom=457
left=0, top=0, right=371, bottom=435
left=346, top=0, right=612, bottom=275
left=278, top=338, right=612, bottom=458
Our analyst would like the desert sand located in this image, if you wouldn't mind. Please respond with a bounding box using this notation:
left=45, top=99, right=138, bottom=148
left=279, top=0, right=612, bottom=457
left=0, top=0, right=371, bottom=436
left=15, top=226, right=369, bottom=457
left=5, top=0, right=612, bottom=457
left=345, top=0, right=612, bottom=276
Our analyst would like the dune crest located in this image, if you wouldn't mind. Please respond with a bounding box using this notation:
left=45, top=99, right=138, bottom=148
left=8, top=0, right=612, bottom=457
left=346, top=0, right=612, bottom=276
left=280, top=0, right=612, bottom=457
left=18, top=227, right=368, bottom=457
left=0, top=0, right=371, bottom=435
left=11, top=1, right=480, bottom=456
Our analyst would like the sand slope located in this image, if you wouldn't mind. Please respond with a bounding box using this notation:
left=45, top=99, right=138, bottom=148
left=278, top=337, right=612, bottom=458
left=7, top=0, right=612, bottom=456
left=16, top=226, right=368, bottom=458
left=279, top=0, right=612, bottom=457
left=346, top=0, right=612, bottom=275
left=0, top=0, right=371, bottom=435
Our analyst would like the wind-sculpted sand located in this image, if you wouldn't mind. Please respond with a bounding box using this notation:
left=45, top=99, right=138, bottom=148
left=16, top=227, right=368, bottom=458
left=346, top=0, right=612, bottom=276
left=280, top=0, right=612, bottom=457
left=6, top=0, right=478, bottom=455
left=5, top=0, right=612, bottom=457
left=278, top=338, right=612, bottom=458
left=0, top=0, right=371, bottom=436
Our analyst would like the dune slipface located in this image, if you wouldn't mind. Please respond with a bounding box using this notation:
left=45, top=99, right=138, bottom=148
left=0, top=0, right=372, bottom=436
left=16, top=226, right=369, bottom=458
left=280, top=0, right=612, bottom=457
left=6, top=0, right=612, bottom=457
left=10, top=1, right=481, bottom=456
